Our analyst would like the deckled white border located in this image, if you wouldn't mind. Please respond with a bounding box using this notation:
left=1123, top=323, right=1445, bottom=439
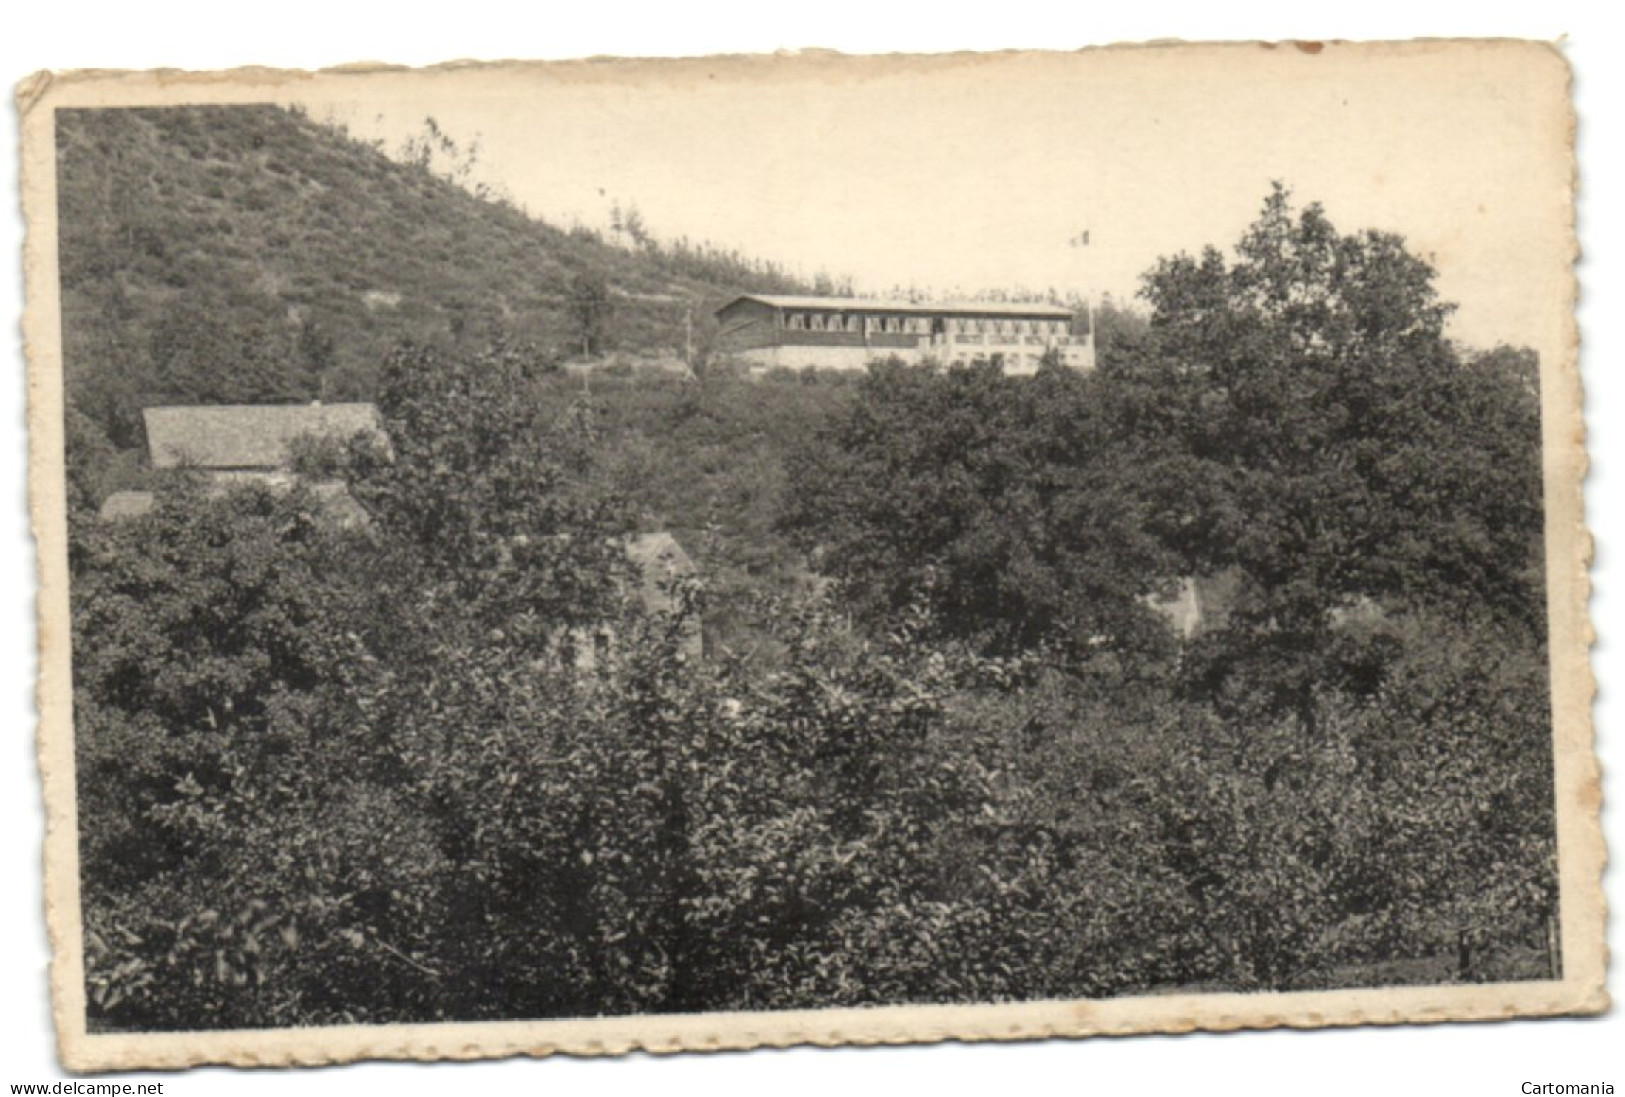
left=17, top=45, right=1604, bottom=1074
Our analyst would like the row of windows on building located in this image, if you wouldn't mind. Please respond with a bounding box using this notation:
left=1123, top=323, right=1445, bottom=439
left=781, top=313, right=1070, bottom=337
left=783, top=313, right=929, bottom=334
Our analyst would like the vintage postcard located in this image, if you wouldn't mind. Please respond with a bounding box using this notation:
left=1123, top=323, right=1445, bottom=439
left=19, top=41, right=1602, bottom=1072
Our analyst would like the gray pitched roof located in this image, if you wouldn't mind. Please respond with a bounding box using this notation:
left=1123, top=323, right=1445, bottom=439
left=308, top=481, right=372, bottom=531
left=625, top=531, right=697, bottom=617
left=718, top=293, right=1074, bottom=320
left=143, top=403, right=385, bottom=470
left=97, top=490, right=155, bottom=521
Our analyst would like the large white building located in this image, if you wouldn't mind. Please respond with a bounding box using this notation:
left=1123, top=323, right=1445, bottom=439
left=714, top=294, right=1095, bottom=374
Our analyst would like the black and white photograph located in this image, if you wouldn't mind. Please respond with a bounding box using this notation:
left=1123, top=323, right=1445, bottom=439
left=11, top=31, right=1609, bottom=1079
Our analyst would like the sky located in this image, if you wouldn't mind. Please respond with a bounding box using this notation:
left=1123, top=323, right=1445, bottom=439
left=295, top=44, right=1573, bottom=358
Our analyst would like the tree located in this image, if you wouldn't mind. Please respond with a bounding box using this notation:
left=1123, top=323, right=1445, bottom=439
left=1107, top=187, right=1558, bottom=986
left=1471, top=343, right=1540, bottom=400
left=567, top=270, right=616, bottom=357
left=353, top=339, right=635, bottom=657
left=294, top=316, right=338, bottom=398
left=1089, top=294, right=1152, bottom=369
left=70, top=482, right=433, bottom=1029
left=1137, top=184, right=1546, bottom=726
left=783, top=357, right=1186, bottom=660
left=64, top=400, right=118, bottom=516
left=71, top=337, right=648, bottom=1028
left=147, top=291, right=314, bottom=406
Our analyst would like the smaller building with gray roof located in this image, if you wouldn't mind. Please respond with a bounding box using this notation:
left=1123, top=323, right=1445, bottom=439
left=100, top=402, right=387, bottom=530
left=143, top=402, right=386, bottom=478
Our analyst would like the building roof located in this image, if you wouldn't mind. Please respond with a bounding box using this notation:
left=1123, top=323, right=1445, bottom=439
left=718, top=294, right=1074, bottom=320
left=98, top=490, right=155, bottom=521
left=625, top=530, right=697, bottom=617
left=143, top=403, right=385, bottom=470
left=308, top=481, right=372, bottom=531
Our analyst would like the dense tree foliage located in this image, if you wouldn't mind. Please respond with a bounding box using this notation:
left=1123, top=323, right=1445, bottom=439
left=782, top=358, right=1187, bottom=661
left=526, top=367, right=859, bottom=657
left=70, top=188, right=1557, bottom=1032
left=1137, top=186, right=1545, bottom=731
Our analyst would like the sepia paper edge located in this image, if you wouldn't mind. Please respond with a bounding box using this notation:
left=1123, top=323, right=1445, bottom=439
left=16, top=42, right=1605, bottom=1073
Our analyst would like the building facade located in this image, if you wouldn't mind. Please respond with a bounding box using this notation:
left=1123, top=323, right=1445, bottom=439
left=714, top=294, right=1095, bottom=374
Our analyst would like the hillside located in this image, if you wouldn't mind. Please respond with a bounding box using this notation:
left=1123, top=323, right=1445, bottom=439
left=54, top=104, right=820, bottom=448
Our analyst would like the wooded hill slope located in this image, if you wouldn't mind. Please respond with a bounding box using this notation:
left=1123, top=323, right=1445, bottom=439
left=55, top=104, right=822, bottom=448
